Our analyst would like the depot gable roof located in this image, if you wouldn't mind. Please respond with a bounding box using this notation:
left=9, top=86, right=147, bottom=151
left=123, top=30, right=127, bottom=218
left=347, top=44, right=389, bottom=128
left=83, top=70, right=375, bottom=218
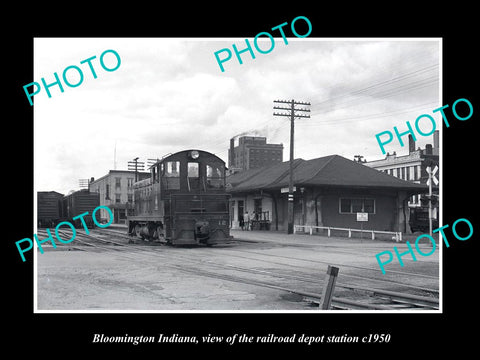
left=226, top=154, right=428, bottom=193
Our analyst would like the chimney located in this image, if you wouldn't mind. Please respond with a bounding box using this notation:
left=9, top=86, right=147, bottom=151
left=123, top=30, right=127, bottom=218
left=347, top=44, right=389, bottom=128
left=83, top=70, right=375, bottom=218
left=408, top=134, right=416, bottom=153
left=425, top=144, right=432, bottom=155
left=229, top=138, right=235, bottom=168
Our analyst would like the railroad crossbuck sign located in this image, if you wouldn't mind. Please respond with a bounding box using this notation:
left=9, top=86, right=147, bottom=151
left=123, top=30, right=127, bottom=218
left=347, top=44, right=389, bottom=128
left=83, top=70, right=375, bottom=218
left=426, top=166, right=439, bottom=186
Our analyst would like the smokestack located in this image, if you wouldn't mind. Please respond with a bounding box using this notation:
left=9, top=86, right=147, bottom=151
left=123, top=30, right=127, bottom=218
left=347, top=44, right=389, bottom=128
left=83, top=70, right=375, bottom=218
left=229, top=138, right=235, bottom=168
left=408, top=134, right=416, bottom=154
left=425, top=144, right=433, bottom=155
left=432, top=130, right=439, bottom=156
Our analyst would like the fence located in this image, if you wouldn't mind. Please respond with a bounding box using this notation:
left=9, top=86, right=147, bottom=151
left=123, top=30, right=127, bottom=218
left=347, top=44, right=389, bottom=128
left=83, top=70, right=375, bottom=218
left=293, top=224, right=402, bottom=242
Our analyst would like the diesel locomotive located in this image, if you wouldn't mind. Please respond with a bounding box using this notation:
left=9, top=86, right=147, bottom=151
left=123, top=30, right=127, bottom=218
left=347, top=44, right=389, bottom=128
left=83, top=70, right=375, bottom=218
left=127, top=150, right=231, bottom=245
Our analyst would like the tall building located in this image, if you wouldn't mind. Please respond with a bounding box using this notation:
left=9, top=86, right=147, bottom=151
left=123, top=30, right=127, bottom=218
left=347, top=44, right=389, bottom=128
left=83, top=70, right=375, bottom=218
left=89, top=170, right=150, bottom=224
left=228, top=136, right=283, bottom=172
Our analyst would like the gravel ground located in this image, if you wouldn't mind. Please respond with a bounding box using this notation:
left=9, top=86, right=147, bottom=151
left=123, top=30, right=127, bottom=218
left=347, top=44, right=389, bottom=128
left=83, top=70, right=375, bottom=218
left=36, top=228, right=439, bottom=311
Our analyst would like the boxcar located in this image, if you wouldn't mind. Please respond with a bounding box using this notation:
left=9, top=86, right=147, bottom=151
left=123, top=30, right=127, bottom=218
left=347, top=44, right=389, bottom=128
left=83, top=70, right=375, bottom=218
left=62, top=189, right=100, bottom=228
left=127, top=149, right=231, bottom=245
left=37, top=191, right=64, bottom=228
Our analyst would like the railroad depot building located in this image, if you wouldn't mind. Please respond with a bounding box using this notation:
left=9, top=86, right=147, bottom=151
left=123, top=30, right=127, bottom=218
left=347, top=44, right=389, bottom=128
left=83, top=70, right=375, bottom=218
left=226, top=154, right=428, bottom=234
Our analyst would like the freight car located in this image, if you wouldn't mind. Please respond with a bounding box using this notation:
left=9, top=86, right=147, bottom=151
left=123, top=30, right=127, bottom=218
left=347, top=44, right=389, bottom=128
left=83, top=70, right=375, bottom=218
left=127, top=150, right=231, bottom=245
left=62, top=189, right=100, bottom=228
left=37, top=191, right=64, bottom=228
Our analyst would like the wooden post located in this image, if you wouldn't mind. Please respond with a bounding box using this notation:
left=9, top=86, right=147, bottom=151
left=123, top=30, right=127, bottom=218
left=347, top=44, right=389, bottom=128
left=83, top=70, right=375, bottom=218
left=320, top=265, right=339, bottom=310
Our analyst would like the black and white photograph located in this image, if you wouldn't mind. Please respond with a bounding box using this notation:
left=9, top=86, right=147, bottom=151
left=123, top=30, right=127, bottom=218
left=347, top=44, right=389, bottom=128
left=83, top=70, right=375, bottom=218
left=8, top=7, right=478, bottom=355
left=32, top=37, right=442, bottom=313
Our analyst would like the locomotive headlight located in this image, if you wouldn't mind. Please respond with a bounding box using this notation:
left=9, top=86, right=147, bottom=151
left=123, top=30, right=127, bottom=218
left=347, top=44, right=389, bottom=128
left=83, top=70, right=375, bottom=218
left=189, top=150, right=200, bottom=159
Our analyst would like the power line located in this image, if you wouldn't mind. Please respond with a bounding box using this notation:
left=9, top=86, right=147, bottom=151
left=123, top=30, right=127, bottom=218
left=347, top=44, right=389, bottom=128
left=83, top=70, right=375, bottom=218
left=311, top=64, right=439, bottom=108
left=310, top=76, right=438, bottom=115
left=302, top=101, right=440, bottom=127
left=308, top=64, right=439, bottom=116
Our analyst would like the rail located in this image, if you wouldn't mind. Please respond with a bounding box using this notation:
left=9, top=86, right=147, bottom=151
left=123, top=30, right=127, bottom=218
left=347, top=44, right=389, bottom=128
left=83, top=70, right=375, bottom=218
left=49, top=228, right=437, bottom=310
left=293, top=224, right=402, bottom=242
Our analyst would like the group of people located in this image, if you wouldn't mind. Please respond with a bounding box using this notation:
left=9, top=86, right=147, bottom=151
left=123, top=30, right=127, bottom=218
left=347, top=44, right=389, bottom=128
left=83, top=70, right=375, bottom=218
left=239, top=210, right=260, bottom=230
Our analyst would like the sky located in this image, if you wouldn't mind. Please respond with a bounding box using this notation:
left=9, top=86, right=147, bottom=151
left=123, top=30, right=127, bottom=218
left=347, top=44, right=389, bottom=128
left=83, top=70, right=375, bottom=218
left=34, top=38, right=441, bottom=195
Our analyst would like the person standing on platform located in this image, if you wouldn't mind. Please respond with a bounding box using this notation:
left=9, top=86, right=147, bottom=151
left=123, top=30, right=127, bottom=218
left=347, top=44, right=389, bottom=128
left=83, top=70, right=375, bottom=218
left=244, top=211, right=250, bottom=231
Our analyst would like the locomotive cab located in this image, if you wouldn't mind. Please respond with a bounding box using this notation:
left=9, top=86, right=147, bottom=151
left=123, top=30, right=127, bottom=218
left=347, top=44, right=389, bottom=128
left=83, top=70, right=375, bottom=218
left=127, top=150, right=231, bottom=245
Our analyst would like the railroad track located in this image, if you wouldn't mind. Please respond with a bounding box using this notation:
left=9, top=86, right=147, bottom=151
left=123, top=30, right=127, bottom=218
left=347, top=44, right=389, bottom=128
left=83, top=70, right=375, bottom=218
left=37, top=228, right=439, bottom=311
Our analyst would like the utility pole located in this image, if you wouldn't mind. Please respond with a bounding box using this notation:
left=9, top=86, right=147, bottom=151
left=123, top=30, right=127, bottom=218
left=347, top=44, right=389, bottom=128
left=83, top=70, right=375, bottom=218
left=78, top=179, right=89, bottom=190
left=128, top=157, right=145, bottom=182
left=273, top=99, right=311, bottom=234
left=114, top=141, right=117, bottom=170
left=354, top=154, right=365, bottom=163
left=147, top=158, right=160, bottom=168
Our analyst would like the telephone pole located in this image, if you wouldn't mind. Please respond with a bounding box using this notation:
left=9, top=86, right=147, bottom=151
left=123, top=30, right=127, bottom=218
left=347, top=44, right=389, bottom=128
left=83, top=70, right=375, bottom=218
left=128, top=157, right=145, bottom=182
left=273, top=99, right=311, bottom=234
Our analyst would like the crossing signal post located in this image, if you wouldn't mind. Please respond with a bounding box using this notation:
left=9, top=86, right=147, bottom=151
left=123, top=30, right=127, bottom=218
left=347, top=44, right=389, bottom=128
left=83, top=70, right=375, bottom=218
left=273, top=99, right=311, bottom=234
left=426, top=165, right=439, bottom=236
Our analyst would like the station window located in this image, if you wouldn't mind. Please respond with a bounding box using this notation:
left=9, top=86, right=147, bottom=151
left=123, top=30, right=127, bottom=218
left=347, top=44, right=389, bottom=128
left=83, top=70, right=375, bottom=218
left=238, top=200, right=244, bottom=221
left=363, top=199, right=375, bottom=213
left=351, top=199, right=363, bottom=213
left=340, top=199, right=351, bottom=213
left=339, top=198, right=376, bottom=214
left=254, top=198, right=262, bottom=220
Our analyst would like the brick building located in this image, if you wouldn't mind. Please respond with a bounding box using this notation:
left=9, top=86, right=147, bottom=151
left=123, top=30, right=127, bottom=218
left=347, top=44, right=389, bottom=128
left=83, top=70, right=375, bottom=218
left=228, top=136, right=283, bottom=172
